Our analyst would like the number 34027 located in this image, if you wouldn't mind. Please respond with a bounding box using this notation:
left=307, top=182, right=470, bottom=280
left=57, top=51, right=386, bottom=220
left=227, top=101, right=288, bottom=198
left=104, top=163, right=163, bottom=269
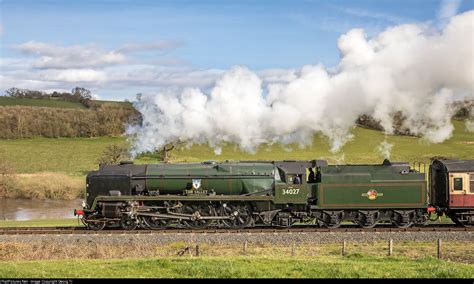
left=282, top=188, right=300, bottom=195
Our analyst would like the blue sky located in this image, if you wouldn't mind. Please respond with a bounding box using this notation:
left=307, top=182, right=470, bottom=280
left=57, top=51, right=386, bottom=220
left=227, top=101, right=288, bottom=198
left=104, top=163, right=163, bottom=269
left=1, top=0, right=473, bottom=101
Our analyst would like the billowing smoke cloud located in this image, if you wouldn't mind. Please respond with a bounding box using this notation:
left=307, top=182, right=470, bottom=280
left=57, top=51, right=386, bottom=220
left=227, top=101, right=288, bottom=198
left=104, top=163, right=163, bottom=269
left=127, top=11, right=474, bottom=156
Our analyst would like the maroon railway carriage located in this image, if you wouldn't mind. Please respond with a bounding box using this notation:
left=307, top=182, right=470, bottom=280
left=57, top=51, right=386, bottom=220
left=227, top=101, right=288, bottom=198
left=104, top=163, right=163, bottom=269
left=430, top=159, right=474, bottom=226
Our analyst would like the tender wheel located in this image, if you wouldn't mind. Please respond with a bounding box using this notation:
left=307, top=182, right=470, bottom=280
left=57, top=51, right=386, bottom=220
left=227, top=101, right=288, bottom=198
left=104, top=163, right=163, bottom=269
left=356, top=211, right=379, bottom=228
left=391, top=211, right=413, bottom=228
left=83, top=215, right=106, bottom=231
left=182, top=202, right=216, bottom=229
left=220, top=202, right=253, bottom=229
left=121, top=216, right=139, bottom=230
left=321, top=211, right=342, bottom=228
left=141, top=216, right=170, bottom=230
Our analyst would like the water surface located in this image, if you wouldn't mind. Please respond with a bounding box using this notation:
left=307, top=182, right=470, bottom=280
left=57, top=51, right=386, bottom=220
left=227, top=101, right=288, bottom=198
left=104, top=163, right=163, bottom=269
left=0, top=199, right=83, bottom=220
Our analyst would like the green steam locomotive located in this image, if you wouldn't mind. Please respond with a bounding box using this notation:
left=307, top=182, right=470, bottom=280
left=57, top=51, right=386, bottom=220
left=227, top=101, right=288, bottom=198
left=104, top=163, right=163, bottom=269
left=74, top=159, right=474, bottom=230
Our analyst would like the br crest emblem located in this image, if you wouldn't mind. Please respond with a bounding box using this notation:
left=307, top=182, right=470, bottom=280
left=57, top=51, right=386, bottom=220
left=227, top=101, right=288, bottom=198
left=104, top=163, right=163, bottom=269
left=192, top=179, right=202, bottom=190
left=362, top=189, right=383, bottom=200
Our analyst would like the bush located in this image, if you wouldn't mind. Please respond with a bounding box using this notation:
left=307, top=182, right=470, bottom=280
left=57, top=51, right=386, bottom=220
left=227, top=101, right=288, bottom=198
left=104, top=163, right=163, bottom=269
left=2, top=173, right=84, bottom=200
left=0, top=105, right=139, bottom=139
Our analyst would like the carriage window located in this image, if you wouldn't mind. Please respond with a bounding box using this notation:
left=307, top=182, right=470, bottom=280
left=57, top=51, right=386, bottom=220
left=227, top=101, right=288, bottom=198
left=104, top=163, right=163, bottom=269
left=453, top=178, right=463, bottom=191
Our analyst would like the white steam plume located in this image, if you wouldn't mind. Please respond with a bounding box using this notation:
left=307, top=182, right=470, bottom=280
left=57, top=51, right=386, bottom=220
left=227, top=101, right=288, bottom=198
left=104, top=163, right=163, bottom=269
left=377, top=139, right=394, bottom=160
left=127, top=11, right=474, bottom=156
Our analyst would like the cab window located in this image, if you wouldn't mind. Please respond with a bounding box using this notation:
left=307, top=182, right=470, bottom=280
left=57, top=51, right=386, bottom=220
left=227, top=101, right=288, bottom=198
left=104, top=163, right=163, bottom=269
left=453, top=178, right=463, bottom=191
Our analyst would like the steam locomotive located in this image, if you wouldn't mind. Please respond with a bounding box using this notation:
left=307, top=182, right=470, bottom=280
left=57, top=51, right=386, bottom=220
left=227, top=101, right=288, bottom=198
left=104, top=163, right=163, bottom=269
left=74, top=159, right=474, bottom=230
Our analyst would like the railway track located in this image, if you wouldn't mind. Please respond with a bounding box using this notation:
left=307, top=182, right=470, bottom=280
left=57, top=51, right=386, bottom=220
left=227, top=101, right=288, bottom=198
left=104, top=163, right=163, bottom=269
left=0, top=224, right=472, bottom=235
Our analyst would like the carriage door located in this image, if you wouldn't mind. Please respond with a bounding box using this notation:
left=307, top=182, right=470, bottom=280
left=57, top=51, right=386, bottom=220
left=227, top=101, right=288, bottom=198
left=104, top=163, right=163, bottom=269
left=449, top=173, right=470, bottom=207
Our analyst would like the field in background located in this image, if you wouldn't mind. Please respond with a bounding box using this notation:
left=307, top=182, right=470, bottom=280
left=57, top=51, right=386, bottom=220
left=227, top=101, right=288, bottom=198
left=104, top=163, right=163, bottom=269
left=0, top=96, right=86, bottom=109
left=0, top=119, right=472, bottom=200
left=0, top=218, right=82, bottom=227
left=0, top=96, right=134, bottom=110
left=0, top=120, right=472, bottom=175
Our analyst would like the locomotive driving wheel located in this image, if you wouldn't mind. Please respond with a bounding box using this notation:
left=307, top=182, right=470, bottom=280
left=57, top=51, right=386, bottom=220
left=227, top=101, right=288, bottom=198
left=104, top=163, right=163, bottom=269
left=141, top=216, right=170, bottom=230
left=220, top=202, right=253, bottom=229
left=121, top=215, right=139, bottom=230
left=182, top=202, right=216, bottom=229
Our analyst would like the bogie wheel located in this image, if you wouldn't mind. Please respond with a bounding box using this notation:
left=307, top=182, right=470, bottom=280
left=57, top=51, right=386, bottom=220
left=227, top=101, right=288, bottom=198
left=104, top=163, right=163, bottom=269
left=83, top=215, right=106, bottom=231
left=220, top=202, right=253, bottom=229
left=121, top=216, right=139, bottom=230
left=182, top=202, right=216, bottom=229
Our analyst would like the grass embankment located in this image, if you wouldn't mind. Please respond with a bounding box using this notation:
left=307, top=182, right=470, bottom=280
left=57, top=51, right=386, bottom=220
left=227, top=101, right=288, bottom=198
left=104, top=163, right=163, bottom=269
left=0, top=96, right=85, bottom=109
left=0, top=240, right=473, bottom=277
left=0, top=255, right=472, bottom=278
left=0, top=120, right=472, bottom=199
left=0, top=240, right=473, bottom=263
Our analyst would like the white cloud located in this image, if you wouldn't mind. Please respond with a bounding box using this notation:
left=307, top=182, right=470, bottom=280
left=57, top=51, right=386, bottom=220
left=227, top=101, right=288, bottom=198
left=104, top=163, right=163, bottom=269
left=41, top=69, right=107, bottom=82
left=14, top=41, right=126, bottom=69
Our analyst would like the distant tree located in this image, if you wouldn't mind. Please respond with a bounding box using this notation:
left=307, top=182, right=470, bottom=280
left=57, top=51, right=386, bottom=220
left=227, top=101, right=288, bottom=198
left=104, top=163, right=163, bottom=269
left=157, top=141, right=185, bottom=163
left=97, top=143, right=131, bottom=165
left=5, top=87, right=27, bottom=98
left=71, top=87, right=93, bottom=107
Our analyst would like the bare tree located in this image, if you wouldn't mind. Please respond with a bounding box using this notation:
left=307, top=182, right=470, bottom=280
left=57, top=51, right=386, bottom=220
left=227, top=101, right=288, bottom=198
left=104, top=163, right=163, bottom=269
left=97, top=143, right=131, bottom=165
left=157, top=140, right=185, bottom=163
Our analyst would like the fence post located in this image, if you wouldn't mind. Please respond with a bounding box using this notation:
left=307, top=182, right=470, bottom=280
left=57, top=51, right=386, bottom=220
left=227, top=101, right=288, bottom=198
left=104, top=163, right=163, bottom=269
left=342, top=240, right=347, bottom=256
left=243, top=241, right=248, bottom=256
left=388, top=239, right=393, bottom=256
left=291, top=242, right=296, bottom=256
left=195, top=245, right=200, bottom=257
left=437, top=239, right=442, bottom=259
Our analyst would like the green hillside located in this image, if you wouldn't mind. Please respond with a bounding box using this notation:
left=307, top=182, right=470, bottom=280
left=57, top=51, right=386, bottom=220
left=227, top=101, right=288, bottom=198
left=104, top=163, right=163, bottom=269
left=0, top=96, right=86, bottom=109
left=0, top=96, right=134, bottom=109
left=0, top=120, right=472, bottom=176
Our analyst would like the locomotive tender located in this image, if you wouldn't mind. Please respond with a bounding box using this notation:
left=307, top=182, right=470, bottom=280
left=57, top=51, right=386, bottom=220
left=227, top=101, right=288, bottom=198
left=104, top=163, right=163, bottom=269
left=75, top=159, right=474, bottom=230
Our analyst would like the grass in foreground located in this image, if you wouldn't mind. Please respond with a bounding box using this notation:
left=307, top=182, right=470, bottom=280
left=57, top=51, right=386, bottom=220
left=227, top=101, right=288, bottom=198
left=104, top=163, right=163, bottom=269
left=0, top=239, right=473, bottom=263
left=0, top=255, right=472, bottom=278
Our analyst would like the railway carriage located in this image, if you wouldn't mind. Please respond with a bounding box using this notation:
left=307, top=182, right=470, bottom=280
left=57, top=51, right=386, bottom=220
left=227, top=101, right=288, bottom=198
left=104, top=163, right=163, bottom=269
left=75, top=158, right=471, bottom=230
left=430, top=160, right=474, bottom=226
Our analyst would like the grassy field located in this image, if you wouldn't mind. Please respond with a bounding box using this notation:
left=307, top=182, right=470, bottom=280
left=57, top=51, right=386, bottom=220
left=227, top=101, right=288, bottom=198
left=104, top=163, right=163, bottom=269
left=0, top=218, right=82, bottom=227
left=0, top=120, right=472, bottom=176
left=0, top=136, right=125, bottom=175
left=0, top=119, right=471, bottom=199
left=0, top=255, right=472, bottom=278
left=0, top=96, right=86, bottom=109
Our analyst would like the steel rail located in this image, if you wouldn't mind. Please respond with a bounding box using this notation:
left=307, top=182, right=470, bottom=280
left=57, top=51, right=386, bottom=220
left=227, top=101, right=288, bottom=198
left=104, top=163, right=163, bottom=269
left=0, top=224, right=472, bottom=235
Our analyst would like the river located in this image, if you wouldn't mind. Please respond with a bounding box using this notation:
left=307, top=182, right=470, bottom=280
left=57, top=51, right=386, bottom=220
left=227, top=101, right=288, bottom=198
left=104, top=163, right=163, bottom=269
left=0, top=198, right=83, bottom=220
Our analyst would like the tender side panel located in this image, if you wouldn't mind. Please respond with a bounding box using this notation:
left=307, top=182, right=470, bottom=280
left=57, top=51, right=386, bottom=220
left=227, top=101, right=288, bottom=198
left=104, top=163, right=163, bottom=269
left=317, top=182, right=426, bottom=208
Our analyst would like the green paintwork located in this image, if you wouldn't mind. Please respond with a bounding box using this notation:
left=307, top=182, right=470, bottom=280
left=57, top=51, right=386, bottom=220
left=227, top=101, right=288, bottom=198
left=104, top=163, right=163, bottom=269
left=315, top=165, right=427, bottom=209
left=274, top=183, right=309, bottom=204
left=145, top=162, right=275, bottom=195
